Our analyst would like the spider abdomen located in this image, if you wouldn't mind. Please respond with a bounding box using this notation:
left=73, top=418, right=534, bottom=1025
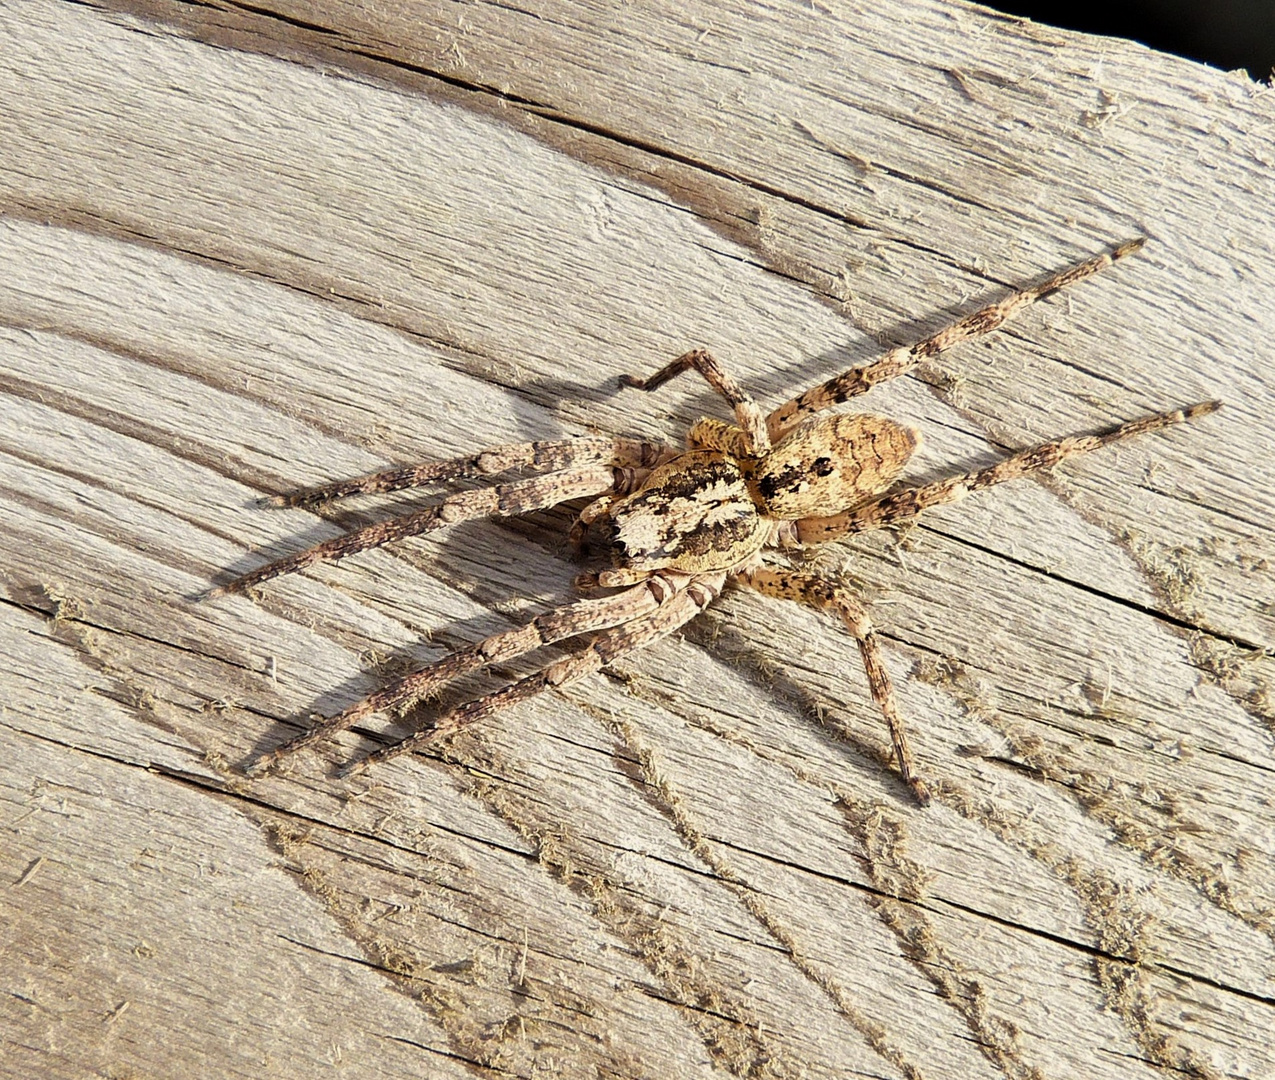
left=754, top=413, right=920, bottom=518
left=608, top=450, right=768, bottom=573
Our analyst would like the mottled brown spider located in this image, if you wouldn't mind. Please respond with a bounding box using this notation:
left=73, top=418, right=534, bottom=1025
left=213, top=238, right=1218, bottom=803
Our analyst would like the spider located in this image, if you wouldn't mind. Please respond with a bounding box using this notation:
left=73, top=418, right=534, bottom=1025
left=213, top=238, right=1218, bottom=803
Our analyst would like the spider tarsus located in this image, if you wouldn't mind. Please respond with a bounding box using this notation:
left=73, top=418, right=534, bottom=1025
left=906, top=776, right=932, bottom=806
left=333, top=757, right=369, bottom=780
left=205, top=578, right=255, bottom=599
left=1113, top=235, right=1147, bottom=259
left=242, top=753, right=278, bottom=778
left=1184, top=399, right=1223, bottom=419
left=617, top=349, right=705, bottom=393
left=265, top=489, right=336, bottom=509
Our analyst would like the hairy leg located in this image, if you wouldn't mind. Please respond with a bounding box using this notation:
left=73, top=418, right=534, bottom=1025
left=621, top=349, right=771, bottom=455
left=268, top=436, right=675, bottom=508
left=337, top=573, right=727, bottom=776
left=796, top=401, right=1220, bottom=544
left=245, top=571, right=696, bottom=775
left=767, top=239, right=1146, bottom=440
left=685, top=417, right=754, bottom=459
left=211, top=465, right=618, bottom=596
left=736, top=567, right=928, bottom=804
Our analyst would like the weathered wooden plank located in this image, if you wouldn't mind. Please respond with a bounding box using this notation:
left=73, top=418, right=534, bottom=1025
left=1, top=0, right=1271, bottom=1077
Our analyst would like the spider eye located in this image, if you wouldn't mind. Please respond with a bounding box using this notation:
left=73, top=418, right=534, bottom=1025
left=605, top=451, right=766, bottom=573
left=608, top=520, right=628, bottom=558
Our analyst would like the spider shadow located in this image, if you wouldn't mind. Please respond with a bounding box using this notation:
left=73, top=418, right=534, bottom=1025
left=440, top=262, right=1055, bottom=488
left=515, top=325, right=928, bottom=453
left=224, top=260, right=1056, bottom=778
left=678, top=589, right=924, bottom=806
left=733, top=278, right=1052, bottom=417
left=236, top=503, right=609, bottom=774
left=536, top=259, right=1107, bottom=443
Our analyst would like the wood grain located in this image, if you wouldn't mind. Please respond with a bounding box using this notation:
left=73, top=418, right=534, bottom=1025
left=1, top=1, right=1272, bottom=1077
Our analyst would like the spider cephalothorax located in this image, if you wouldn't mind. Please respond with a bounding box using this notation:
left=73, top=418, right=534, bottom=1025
left=212, top=239, right=1218, bottom=804
left=607, top=450, right=769, bottom=577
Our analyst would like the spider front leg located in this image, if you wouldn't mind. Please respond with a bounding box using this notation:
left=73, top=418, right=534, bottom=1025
left=767, top=238, right=1146, bottom=440
left=338, top=572, right=727, bottom=777
left=736, top=567, right=928, bottom=804
left=795, top=400, right=1220, bottom=544
left=246, top=570, right=698, bottom=775
left=211, top=464, right=620, bottom=596
left=268, top=436, right=675, bottom=508
left=621, top=348, right=771, bottom=455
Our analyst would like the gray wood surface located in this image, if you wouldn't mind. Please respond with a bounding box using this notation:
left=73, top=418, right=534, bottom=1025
left=2, top=1, right=1272, bottom=1077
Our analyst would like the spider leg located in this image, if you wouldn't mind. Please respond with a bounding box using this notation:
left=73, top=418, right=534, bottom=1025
left=211, top=464, right=619, bottom=596
left=245, top=570, right=697, bottom=775
left=270, top=436, right=675, bottom=508
left=685, top=417, right=754, bottom=459
left=337, top=572, right=727, bottom=776
left=795, top=401, right=1220, bottom=544
left=621, top=349, right=771, bottom=454
left=735, top=567, right=928, bottom=804
left=767, top=238, right=1146, bottom=440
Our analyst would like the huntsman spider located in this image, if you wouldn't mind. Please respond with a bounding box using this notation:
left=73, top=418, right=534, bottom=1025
left=213, top=238, right=1218, bottom=803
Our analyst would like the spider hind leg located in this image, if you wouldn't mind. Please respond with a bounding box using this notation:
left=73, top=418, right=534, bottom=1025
left=796, top=400, right=1220, bottom=545
left=269, top=436, right=672, bottom=508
